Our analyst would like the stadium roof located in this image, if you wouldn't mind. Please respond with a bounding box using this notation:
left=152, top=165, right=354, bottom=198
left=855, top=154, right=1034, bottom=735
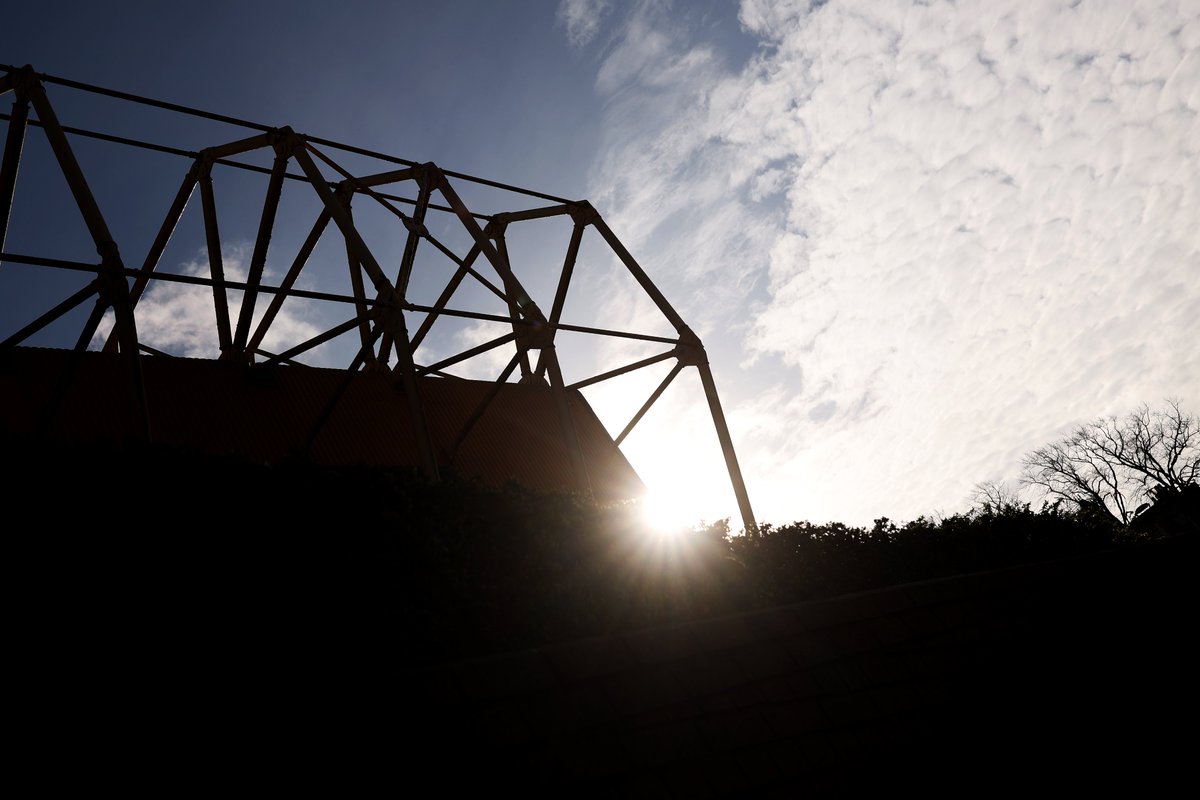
left=0, top=346, right=644, bottom=502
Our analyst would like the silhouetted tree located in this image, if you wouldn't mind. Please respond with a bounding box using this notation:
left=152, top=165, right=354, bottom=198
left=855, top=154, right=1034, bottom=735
left=970, top=479, right=1024, bottom=513
left=1021, top=399, right=1199, bottom=524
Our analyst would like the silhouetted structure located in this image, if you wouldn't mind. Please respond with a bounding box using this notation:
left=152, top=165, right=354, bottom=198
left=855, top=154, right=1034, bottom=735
left=1, top=346, right=643, bottom=500
left=0, top=64, right=754, bottom=525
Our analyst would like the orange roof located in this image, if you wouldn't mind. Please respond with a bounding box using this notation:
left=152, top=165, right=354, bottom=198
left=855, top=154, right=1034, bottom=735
left=0, top=347, right=644, bottom=502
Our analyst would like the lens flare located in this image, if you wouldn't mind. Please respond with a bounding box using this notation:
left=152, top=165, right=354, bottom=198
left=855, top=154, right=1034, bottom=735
left=639, top=489, right=694, bottom=537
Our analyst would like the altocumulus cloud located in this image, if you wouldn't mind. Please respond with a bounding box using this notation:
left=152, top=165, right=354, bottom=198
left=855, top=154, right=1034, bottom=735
left=558, top=0, right=612, bottom=48
left=574, top=0, right=1200, bottom=524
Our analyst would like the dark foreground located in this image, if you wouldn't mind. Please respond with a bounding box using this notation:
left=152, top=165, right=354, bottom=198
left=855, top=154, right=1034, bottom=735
left=8, top=440, right=1195, bottom=794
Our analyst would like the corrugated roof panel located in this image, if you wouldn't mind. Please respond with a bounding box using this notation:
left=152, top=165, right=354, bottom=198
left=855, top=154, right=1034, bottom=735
left=0, top=347, right=644, bottom=501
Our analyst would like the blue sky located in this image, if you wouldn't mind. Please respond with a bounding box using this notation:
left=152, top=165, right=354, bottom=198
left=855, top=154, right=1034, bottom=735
left=3, top=1, right=1198, bottom=527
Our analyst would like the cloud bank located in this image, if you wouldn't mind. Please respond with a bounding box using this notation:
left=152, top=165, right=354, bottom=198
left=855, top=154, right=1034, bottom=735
left=576, top=0, right=1200, bottom=524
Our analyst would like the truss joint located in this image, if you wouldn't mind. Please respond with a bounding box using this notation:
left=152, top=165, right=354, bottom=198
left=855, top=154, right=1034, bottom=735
left=5, top=64, right=37, bottom=98
left=516, top=320, right=553, bottom=351
left=415, top=162, right=443, bottom=193
left=675, top=328, right=708, bottom=367
left=568, top=201, right=600, bottom=227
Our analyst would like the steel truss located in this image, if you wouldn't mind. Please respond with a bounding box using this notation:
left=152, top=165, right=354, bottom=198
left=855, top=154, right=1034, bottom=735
left=0, top=64, right=756, bottom=532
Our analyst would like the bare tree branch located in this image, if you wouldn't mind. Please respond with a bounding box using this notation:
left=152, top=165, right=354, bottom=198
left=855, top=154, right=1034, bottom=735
left=1019, top=400, right=1199, bottom=525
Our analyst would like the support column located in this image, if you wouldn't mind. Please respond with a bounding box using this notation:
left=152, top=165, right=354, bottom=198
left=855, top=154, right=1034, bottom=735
left=27, top=76, right=150, bottom=440
left=696, top=360, right=756, bottom=534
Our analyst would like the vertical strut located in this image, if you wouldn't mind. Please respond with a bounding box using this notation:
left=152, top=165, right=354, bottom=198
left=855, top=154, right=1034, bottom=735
left=231, top=138, right=290, bottom=360
left=492, top=226, right=533, bottom=380
left=0, top=76, right=31, bottom=263
left=338, top=189, right=377, bottom=368
left=26, top=77, right=149, bottom=439
left=200, top=167, right=233, bottom=355
left=535, top=217, right=586, bottom=380
left=378, top=168, right=430, bottom=365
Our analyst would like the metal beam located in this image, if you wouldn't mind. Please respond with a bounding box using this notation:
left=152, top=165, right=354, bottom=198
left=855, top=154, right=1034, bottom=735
left=103, top=161, right=200, bottom=352
left=292, top=144, right=391, bottom=291
left=395, top=170, right=430, bottom=298
left=432, top=168, right=545, bottom=324
left=377, top=167, right=432, bottom=365
left=590, top=210, right=689, bottom=335
left=338, top=191, right=377, bottom=367
left=697, top=361, right=757, bottom=534
left=200, top=167, right=233, bottom=355
left=247, top=208, right=332, bottom=353
left=410, top=242, right=482, bottom=350
left=27, top=78, right=149, bottom=439
left=0, top=67, right=759, bottom=526
left=257, top=315, right=362, bottom=368
left=73, top=297, right=108, bottom=352
left=345, top=166, right=416, bottom=189
left=7, top=66, right=574, bottom=202
left=2, top=108, right=486, bottom=220
left=204, top=131, right=274, bottom=161
left=138, top=342, right=174, bottom=358
left=422, top=233, right=508, bottom=302
left=253, top=348, right=308, bottom=367
left=26, top=82, right=114, bottom=246
left=535, top=219, right=585, bottom=379
left=568, top=349, right=677, bottom=391
left=231, top=138, right=290, bottom=359
left=615, top=362, right=684, bottom=446
left=292, top=142, right=440, bottom=480
left=306, top=142, right=416, bottom=230
left=417, top=331, right=518, bottom=376
left=551, top=320, right=678, bottom=345
left=0, top=279, right=98, bottom=349
left=548, top=220, right=585, bottom=330
left=127, top=163, right=200, bottom=306
left=0, top=250, right=394, bottom=307
left=493, top=227, right=533, bottom=379
left=492, top=204, right=573, bottom=225
left=2, top=249, right=682, bottom=347
left=0, top=81, right=30, bottom=262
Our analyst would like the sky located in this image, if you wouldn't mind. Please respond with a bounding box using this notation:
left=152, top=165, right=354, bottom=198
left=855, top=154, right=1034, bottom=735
left=3, top=0, right=1197, bottom=528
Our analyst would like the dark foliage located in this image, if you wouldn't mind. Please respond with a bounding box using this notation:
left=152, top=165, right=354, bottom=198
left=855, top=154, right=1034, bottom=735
left=7, top=438, right=1193, bottom=666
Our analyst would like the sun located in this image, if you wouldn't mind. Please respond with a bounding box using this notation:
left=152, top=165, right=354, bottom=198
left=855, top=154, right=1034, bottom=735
left=639, top=487, right=697, bottom=536
left=625, top=432, right=737, bottom=536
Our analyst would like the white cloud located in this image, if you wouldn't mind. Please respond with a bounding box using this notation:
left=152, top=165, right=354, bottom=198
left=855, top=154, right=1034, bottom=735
left=581, top=0, right=1200, bottom=525
left=93, top=244, right=322, bottom=361
left=557, top=0, right=611, bottom=48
